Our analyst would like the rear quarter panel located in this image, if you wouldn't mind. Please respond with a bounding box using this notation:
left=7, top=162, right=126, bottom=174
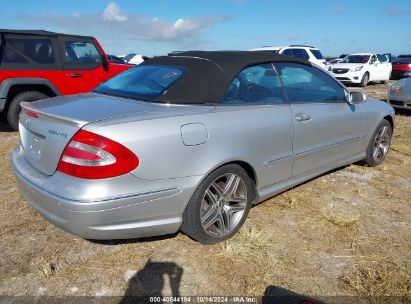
left=84, top=105, right=294, bottom=189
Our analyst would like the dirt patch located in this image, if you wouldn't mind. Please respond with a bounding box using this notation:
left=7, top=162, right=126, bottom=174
left=0, top=83, right=410, bottom=300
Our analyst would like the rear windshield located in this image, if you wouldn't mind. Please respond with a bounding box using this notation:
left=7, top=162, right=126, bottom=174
left=340, top=55, right=370, bottom=64
left=311, top=49, right=324, bottom=59
left=94, top=65, right=185, bottom=101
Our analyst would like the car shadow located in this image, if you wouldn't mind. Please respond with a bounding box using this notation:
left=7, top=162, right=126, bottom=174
left=87, top=232, right=180, bottom=245
left=0, top=116, right=14, bottom=132
left=263, top=285, right=323, bottom=304
left=395, top=108, right=411, bottom=117
left=120, top=259, right=183, bottom=304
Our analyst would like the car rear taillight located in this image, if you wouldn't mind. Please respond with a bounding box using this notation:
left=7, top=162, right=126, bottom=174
left=57, top=130, right=139, bottom=179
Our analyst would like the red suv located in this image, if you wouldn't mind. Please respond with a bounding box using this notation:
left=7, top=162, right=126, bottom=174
left=0, top=29, right=133, bottom=130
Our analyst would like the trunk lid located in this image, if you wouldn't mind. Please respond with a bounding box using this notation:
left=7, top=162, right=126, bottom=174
left=20, top=93, right=215, bottom=175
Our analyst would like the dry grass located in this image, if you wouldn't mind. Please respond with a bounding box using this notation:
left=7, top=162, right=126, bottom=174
left=341, top=260, right=411, bottom=297
left=391, top=113, right=411, bottom=156
left=220, top=224, right=277, bottom=257
left=0, top=83, right=410, bottom=298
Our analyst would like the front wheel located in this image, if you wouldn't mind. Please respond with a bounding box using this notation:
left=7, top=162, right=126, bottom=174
left=181, top=164, right=254, bottom=244
left=360, top=72, right=369, bottom=87
left=363, top=119, right=393, bottom=167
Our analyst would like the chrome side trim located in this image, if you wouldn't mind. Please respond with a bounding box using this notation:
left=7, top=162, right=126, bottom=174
left=257, top=151, right=366, bottom=202
left=294, top=136, right=361, bottom=157
left=264, top=154, right=293, bottom=167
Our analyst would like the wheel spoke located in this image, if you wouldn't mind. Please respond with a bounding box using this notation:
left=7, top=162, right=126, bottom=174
left=373, top=146, right=381, bottom=160
left=226, top=203, right=246, bottom=215
left=224, top=174, right=240, bottom=198
left=379, top=126, right=387, bottom=139
left=205, top=189, right=218, bottom=205
left=217, top=211, right=230, bottom=236
left=228, top=196, right=247, bottom=204
left=379, top=144, right=388, bottom=157
left=210, top=182, right=224, bottom=198
left=201, top=205, right=219, bottom=230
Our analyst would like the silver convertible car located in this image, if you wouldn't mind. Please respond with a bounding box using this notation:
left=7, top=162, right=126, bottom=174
left=387, top=77, right=411, bottom=110
left=11, top=51, right=395, bottom=244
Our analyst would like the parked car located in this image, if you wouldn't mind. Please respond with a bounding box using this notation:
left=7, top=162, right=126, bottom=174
left=11, top=51, right=395, bottom=244
left=251, top=45, right=326, bottom=69
left=387, top=78, right=411, bottom=110
left=122, top=53, right=148, bottom=65
left=390, top=57, right=411, bottom=79
left=325, top=58, right=342, bottom=66
left=107, top=54, right=127, bottom=65
left=0, top=29, right=133, bottom=130
left=398, top=54, right=411, bottom=59
left=329, top=53, right=392, bottom=87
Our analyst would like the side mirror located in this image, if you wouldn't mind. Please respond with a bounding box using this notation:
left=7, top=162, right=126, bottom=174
left=348, top=91, right=367, bottom=104
left=102, top=55, right=109, bottom=72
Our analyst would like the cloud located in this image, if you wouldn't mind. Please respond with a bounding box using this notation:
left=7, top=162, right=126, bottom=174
left=17, top=2, right=229, bottom=46
left=384, top=6, right=411, bottom=16
left=131, top=16, right=230, bottom=42
left=103, top=2, right=128, bottom=22
left=332, top=4, right=347, bottom=14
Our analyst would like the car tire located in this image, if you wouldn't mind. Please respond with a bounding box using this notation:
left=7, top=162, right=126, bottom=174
left=360, top=72, right=369, bottom=87
left=181, top=164, right=254, bottom=244
left=6, top=91, right=48, bottom=131
left=363, top=119, right=392, bottom=167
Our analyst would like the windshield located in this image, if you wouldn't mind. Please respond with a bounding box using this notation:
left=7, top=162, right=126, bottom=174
left=122, top=53, right=136, bottom=62
left=94, top=65, right=185, bottom=101
left=340, top=55, right=370, bottom=64
left=311, top=49, right=324, bottom=59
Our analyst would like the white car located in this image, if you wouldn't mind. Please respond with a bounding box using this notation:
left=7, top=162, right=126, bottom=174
left=122, top=53, right=148, bottom=65
left=325, top=58, right=343, bottom=66
left=329, top=53, right=392, bottom=87
left=251, top=45, right=326, bottom=69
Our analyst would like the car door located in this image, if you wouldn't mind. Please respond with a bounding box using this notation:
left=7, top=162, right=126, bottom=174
left=220, top=63, right=294, bottom=188
left=368, top=54, right=382, bottom=81
left=275, top=62, right=364, bottom=177
left=377, top=54, right=392, bottom=80
left=59, top=37, right=109, bottom=94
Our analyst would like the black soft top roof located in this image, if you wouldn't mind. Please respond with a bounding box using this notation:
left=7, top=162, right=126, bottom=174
left=0, top=29, right=93, bottom=39
left=143, top=51, right=311, bottom=104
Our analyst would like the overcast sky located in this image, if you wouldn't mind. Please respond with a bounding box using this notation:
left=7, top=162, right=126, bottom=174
left=1, top=0, right=410, bottom=57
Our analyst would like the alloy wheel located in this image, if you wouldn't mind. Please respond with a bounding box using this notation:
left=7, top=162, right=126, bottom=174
left=200, top=173, right=248, bottom=237
left=372, top=125, right=391, bottom=162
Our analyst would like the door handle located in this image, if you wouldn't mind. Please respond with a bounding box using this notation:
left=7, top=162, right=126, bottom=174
left=67, top=73, right=83, bottom=78
left=295, top=113, right=311, bottom=121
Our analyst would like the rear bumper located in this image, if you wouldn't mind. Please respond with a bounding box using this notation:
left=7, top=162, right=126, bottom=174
left=11, top=147, right=202, bottom=240
left=387, top=94, right=411, bottom=110
left=391, top=70, right=411, bottom=79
